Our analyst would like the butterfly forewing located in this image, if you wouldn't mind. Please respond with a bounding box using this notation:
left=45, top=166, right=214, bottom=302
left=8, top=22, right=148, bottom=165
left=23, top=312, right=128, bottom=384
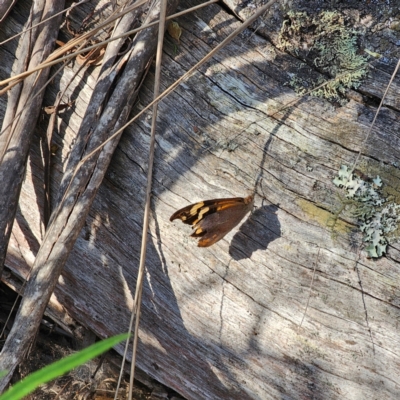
left=170, top=195, right=254, bottom=247
left=169, top=197, right=246, bottom=224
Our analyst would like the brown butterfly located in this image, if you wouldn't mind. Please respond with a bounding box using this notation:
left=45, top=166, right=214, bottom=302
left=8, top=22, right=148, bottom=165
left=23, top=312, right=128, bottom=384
left=170, top=195, right=254, bottom=247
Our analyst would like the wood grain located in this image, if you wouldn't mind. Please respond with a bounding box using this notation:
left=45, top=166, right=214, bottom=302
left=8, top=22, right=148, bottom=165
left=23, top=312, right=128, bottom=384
left=1, top=0, right=400, bottom=399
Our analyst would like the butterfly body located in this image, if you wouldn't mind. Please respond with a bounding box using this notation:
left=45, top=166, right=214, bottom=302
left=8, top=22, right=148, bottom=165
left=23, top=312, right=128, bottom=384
left=170, top=195, right=254, bottom=247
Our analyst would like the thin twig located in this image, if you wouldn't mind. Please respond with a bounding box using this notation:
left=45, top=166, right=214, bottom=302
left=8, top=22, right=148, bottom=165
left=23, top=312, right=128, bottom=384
left=117, top=1, right=277, bottom=397
left=0, top=0, right=218, bottom=93
left=47, top=0, right=279, bottom=255
left=0, top=0, right=148, bottom=92
left=0, top=40, right=88, bottom=165
left=298, top=55, right=399, bottom=323
left=127, top=0, right=167, bottom=394
left=348, top=58, right=400, bottom=177
left=0, top=1, right=218, bottom=139
left=0, top=0, right=90, bottom=45
left=202, top=49, right=387, bottom=155
left=67, top=0, right=279, bottom=187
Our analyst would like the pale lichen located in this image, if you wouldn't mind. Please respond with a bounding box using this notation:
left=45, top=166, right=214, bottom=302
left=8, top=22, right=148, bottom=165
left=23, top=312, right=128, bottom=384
left=333, top=165, right=400, bottom=258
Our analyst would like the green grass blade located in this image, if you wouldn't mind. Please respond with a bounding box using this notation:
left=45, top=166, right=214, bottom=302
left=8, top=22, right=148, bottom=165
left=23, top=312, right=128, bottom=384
left=0, top=333, right=129, bottom=400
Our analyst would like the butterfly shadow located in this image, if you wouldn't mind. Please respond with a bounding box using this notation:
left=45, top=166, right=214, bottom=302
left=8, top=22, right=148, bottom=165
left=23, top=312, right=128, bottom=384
left=229, top=204, right=280, bottom=260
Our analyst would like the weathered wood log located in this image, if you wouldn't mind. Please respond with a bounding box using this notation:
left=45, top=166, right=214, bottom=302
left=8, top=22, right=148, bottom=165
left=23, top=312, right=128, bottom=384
left=1, top=0, right=400, bottom=399
left=0, top=0, right=65, bottom=278
left=0, top=0, right=179, bottom=391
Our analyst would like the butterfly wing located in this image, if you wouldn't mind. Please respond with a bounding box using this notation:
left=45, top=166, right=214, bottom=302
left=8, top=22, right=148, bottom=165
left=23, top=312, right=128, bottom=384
left=170, top=197, right=247, bottom=224
left=170, top=196, right=254, bottom=247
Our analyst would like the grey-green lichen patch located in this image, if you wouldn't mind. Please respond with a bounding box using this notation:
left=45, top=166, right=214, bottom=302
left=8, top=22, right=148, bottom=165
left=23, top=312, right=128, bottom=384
left=333, top=165, right=400, bottom=258
left=278, top=11, right=369, bottom=104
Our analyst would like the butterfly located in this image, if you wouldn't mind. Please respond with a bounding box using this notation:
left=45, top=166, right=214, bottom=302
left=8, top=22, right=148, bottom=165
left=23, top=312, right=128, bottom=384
left=170, top=195, right=254, bottom=247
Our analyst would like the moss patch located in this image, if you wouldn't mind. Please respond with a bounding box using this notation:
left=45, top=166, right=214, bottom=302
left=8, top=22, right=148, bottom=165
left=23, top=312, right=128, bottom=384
left=297, top=198, right=352, bottom=234
left=278, top=11, right=369, bottom=104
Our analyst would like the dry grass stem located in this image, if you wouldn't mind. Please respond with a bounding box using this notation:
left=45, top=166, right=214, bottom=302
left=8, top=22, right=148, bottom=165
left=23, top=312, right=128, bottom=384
left=71, top=0, right=279, bottom=188
left=128, top=0, right=168, bottom=395
left=0, top=0, right=218, bottom=94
